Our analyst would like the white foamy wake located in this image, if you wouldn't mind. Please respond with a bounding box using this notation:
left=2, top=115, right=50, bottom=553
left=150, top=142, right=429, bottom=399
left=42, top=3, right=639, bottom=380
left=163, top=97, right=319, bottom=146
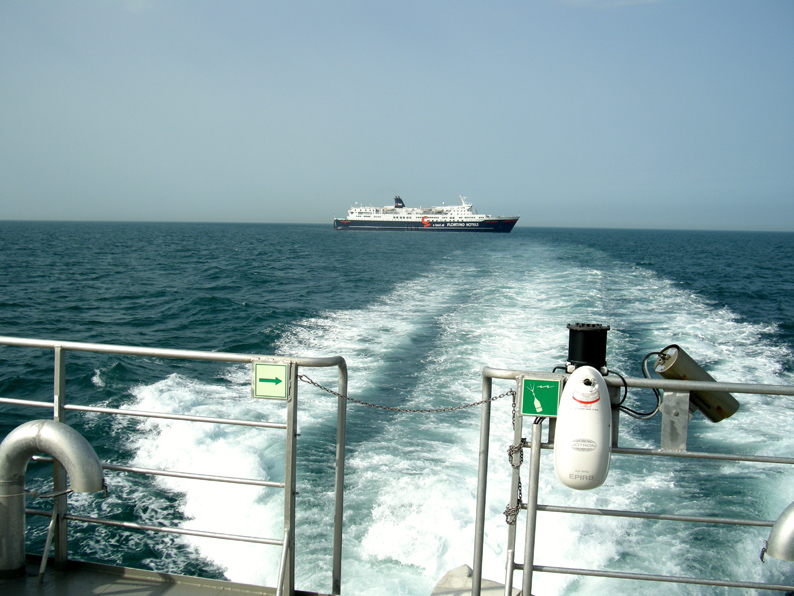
left=122, top=237, right=794, bottom=595
left=120, top=373, right=288, bottom=585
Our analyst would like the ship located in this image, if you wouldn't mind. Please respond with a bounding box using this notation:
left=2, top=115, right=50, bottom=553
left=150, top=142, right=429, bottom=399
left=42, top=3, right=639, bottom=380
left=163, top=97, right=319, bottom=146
left=333, top=196, right=519, bottom=232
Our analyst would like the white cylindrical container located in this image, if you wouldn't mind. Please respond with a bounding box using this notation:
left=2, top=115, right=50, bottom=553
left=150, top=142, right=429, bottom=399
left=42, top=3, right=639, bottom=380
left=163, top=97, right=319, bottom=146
left=554, top=366, right=612, bottom=490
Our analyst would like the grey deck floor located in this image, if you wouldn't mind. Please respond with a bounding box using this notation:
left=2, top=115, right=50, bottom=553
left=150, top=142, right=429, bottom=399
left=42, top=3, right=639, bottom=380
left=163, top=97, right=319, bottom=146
left=0, top=560, right=326, bottom=596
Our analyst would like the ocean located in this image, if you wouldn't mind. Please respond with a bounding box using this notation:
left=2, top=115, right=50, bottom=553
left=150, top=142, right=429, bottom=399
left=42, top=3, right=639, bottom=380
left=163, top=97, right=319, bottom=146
left=1, top=222, right=794, bottom=595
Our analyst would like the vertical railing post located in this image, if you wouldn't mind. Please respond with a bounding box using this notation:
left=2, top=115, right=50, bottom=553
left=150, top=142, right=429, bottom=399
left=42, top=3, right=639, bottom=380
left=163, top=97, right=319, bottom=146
left=52, top=345, right=69, bottom=568
left=332, top=362, right=347, bottom=595
left=504, top=386, right=524, bottom=594
left=472, top=374, right=493, bottom=596
left=521, top=418, right=543, bottom=596
left=283, top=362, right=298, bottom=596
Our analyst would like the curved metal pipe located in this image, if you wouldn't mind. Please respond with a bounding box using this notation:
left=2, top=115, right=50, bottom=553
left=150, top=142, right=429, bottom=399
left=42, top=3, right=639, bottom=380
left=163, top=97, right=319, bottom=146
left=0, top=420, right=105, bottom=578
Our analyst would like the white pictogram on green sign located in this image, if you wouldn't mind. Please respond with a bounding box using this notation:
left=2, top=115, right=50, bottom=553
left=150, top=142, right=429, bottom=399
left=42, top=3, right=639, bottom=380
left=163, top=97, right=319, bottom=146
left=519, top=374, right=563, bottom=417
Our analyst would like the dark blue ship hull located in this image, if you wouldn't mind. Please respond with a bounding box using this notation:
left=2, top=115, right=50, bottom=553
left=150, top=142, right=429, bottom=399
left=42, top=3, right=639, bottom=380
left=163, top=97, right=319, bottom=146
left=333, top=218, right=518, bottom=232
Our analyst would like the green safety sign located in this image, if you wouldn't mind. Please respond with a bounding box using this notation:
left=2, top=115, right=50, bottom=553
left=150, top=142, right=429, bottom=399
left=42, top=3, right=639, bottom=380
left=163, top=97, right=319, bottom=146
left=519, top=374, right=564, bottom=417
left=252, top=361, right=290, bottom=400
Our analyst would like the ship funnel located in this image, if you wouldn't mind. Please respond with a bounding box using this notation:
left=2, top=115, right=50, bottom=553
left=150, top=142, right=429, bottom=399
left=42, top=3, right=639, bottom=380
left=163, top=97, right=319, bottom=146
left=0, top=420, right=106, bottom=578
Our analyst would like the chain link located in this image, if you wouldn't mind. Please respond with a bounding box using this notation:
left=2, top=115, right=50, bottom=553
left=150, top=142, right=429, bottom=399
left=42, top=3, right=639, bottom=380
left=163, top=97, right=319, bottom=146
left=298, top=374, right=515, bottom=414
left=504, top=479, right=522, bottom=525
left=504, top=443, right=524, bottom=525
left=507, top=443, right=524, bottom=468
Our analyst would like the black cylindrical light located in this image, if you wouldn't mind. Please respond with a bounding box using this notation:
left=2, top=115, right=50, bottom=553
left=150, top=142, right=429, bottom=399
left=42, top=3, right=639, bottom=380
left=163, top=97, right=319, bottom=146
left=567, top=323, right=610, bottom=370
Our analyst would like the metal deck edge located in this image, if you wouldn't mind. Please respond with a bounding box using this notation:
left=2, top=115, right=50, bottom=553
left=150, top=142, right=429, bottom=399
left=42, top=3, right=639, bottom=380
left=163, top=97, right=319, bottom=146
left=0, top=556, right=332, bottom=596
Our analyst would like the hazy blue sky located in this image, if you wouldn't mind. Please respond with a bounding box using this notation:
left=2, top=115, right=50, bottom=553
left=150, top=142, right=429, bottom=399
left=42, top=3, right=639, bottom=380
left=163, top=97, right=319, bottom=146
left=1, top=1, right=792, bottom=230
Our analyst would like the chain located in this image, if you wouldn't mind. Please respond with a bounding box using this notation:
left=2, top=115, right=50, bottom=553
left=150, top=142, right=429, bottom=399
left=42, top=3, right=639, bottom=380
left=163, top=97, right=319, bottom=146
left=507, top=443, right=524, bottom=468
left=504, top=443, right=524, bottom=525
left=504, top=479, right=523, bottom=525
left=298, top=374, right=515, bottom=414
left=299, top=373, right=524, bottom=522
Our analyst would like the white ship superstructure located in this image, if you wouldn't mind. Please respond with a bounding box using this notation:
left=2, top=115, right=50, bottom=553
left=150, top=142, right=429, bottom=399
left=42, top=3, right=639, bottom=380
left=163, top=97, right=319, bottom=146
left=334, top=196, right=519, bottom=232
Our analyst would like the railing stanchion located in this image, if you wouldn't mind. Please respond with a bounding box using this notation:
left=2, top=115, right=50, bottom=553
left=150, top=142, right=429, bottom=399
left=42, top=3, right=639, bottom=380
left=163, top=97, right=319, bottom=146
left=332, top=362, right=348, bottom=595
left=283, top=363, right=298, bottom=596
left=472, top=374, right=493, bottom=596
left=52, top=345, right=69, bottom=569
left=521, top=419, right=543, bottom=596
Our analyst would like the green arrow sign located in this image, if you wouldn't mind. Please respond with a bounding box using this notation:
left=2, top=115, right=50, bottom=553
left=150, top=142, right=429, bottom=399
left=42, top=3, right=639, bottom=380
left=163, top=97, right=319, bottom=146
left=252, top=362, right=290, bottom=399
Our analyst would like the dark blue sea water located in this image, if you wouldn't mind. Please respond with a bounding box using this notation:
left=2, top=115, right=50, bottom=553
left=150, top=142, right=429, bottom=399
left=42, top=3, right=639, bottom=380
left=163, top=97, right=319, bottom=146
left=2, top=222, right=794, bottom=595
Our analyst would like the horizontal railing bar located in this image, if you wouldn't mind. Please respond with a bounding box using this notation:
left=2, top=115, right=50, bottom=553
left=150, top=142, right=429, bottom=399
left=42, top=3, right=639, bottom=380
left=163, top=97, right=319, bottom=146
left=0, top=397, right=287, bottom=429
left=482, top=366, right=794, bottom=396
left=26, top=509, right=283, bottom=546
left=0, top=336, right=345, bottom=369
left=483, top=367, right=540, bottom=380
left=535, top=504, right=773, bottom=527
left=604, top=376, right=794, bottom=396
left=102, top=464, right=286, bottom=489
left=30, top=455, right=285, bottom=488
left=0, top=397, right=54, bottom=408
left=613, top=446, right=794, bottom=465
left=64, top=404, right=288, bottom=429
left=537, top=443, right=794, bottom=465
left=528, top=564, right=794, bottom=591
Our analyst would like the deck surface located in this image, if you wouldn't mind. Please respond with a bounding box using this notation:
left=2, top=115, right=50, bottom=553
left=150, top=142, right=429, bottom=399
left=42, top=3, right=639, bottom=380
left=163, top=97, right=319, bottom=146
left=0, top=560, right=327, bottom=596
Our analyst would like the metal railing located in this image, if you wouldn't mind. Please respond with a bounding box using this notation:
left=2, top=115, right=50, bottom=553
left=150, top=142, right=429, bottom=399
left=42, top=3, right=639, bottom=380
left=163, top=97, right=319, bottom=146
left=472, top=366, right=794, bottom=596
left=0, top=336, right=348, bottom=596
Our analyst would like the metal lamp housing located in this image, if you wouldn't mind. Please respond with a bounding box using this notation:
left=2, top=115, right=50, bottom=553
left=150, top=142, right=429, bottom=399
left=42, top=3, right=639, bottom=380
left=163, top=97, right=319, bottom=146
left=654, top=344, right=740, bottom=422
left=764, top=502, right=794, bottom=562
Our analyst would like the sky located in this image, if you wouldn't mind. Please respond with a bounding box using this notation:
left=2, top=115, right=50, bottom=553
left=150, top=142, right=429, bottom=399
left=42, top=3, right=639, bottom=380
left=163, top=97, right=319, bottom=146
left=1, top=1, right=792, bottom=230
